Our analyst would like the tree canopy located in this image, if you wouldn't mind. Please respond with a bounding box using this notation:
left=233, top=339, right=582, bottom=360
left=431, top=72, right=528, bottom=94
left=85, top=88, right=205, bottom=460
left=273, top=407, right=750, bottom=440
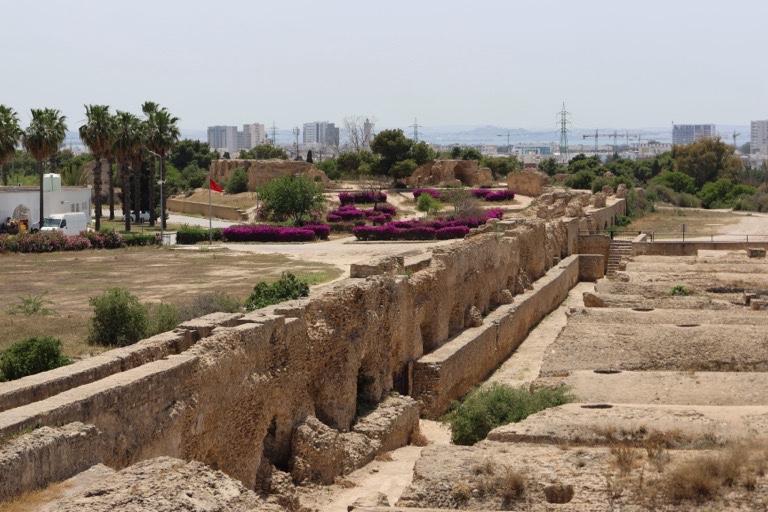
left=673, top=137, right=742, bottom=189
left=258, top=174, right=325, bottom=225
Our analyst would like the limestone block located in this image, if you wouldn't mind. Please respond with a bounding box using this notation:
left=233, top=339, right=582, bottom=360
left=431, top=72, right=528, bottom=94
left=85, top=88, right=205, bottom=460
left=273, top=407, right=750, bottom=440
left=466, top=306, right=483, bottom=327
left=747, top=247, right=766, bottom=258
left=592, top=192, right=607, bottom=208
left=583, top=292, right=606, bottom=307
left=616, top=183, right=628, bottom=198
left=404, top=160, right=491, bottom=187
left=498, top=289, right=514, bottom=304
left=509, top=170, right=550, bottom=197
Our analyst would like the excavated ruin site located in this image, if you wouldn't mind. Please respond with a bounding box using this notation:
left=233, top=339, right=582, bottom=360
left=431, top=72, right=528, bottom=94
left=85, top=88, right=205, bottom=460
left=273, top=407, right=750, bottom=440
left=2, top=191, right=768, bottom=511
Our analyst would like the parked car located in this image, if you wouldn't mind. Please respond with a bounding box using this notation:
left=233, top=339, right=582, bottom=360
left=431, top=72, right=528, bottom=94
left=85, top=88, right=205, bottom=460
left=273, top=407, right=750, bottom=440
left=131, top=211, right=150, bottom=222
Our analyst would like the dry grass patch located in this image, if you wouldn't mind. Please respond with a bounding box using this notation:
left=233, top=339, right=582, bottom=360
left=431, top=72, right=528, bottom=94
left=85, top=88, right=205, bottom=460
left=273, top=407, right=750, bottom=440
left=0, top=248, right=341, bottom=358
left=627, top=207, right=740, bottom=236
left=408, top=427, right=430, bottom=447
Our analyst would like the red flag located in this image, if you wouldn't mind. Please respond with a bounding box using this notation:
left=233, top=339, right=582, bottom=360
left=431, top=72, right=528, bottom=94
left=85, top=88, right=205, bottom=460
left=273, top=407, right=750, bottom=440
left=209, top=178, right=224, bottom=193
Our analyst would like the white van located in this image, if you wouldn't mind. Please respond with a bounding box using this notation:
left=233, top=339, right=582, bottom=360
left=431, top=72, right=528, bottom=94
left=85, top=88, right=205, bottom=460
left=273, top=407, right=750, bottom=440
left=40, top=212, right=89, bottom=236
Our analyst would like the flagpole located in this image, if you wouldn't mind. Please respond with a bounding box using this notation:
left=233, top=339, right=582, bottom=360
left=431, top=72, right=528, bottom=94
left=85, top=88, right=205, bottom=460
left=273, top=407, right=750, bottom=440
left=208, top=172, right=213, bottom=246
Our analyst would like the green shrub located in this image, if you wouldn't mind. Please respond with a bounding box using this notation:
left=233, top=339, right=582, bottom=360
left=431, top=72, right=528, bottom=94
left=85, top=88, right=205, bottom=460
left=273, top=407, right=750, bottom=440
left=176, top=225, right=222, bottom=245
left=0, top=336, right=71, bottom=381
left=225, top=168, right=249, bottom=194
left=146, top=301, right=180, bottom=336
left=245, top=272, right=310, bottom=311
left=669, top=285, right=692, bottom=296
left=88, top=287, right=148, bottom=346
left=416, top=193, right=443, bottom=216
left=6, top=292, right=55, bottom=316
left=442, top=383, right=575, bottom=445
left=123, top=233, right=159, bottom=246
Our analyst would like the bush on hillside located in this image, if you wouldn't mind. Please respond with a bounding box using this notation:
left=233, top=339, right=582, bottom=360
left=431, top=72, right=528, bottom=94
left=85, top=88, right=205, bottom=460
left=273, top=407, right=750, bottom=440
left=88, top=288, right=148, bottom=347
left=176, top=225, right=223, bottom=245
left=245, top=272, right=310, bottom=311
left=225, top=168, right=249, bottom=194
left=0, top=336, right=71, bottom=381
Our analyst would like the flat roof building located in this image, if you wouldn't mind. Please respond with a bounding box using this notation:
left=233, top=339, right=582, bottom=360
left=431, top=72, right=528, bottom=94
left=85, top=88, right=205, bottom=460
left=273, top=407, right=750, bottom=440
left=672, top=124, right=715, bottom=145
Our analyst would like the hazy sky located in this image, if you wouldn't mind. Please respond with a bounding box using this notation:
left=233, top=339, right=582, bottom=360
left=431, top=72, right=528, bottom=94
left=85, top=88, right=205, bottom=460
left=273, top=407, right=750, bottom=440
left=4, top=0, right=767, bottom=132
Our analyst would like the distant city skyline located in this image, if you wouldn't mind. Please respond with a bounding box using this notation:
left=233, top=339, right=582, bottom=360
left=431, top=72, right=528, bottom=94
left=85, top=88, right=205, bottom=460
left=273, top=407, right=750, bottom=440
left=5, top=0, right=766, bottom=134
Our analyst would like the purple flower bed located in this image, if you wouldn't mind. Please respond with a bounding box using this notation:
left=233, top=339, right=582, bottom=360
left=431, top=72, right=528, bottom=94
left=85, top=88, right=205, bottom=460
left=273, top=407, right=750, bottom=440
left=436, top=226, right=470, bottom=239
left=221, top=224, right=317, bottom=243
left=352, top=209, right=503, bottom=242
left=0, top=231, right=98, bottom=254
left=412, top=188, right=443, bottom=200
left=327, top=205, right=394, bottom=224
left=338, top=191, right=388, bottom=205
left=299, top=223, right=331, bottom=240
left=472, top=189, right=516, bottom=201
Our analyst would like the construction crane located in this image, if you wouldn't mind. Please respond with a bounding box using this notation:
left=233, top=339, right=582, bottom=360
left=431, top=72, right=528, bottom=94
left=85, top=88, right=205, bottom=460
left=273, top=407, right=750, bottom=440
left=604, top=130, right=621, bottom=154
left=583, top=130, right=599, bottom=153
left=732, top=130, right=741, bottom=150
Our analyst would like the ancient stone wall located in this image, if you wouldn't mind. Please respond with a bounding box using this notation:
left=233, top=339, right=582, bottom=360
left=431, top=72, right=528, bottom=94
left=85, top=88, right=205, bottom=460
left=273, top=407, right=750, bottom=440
left=634, top=240, right=768, bottom=256
left=0, top=208, right=620, bottom=500
left=403, top=160, right=493, bottom=188
left=507, top=170, right=550, bottom=196
left=166, top=198, right=248, bottom=221
left=209, top=159, right=332, bottom=190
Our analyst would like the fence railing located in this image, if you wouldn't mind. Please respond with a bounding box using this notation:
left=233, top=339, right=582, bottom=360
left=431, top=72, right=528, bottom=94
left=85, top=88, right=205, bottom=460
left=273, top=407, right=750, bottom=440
left=581, top=229, right=768, bottom=243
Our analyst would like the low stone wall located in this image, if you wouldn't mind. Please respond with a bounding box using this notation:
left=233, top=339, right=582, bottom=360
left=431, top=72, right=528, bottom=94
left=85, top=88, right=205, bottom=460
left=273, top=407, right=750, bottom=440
left=166, top=198, right=247, bottom=221
left=0, top=422, right=101, bottom=501
left=0, top=330, right=196, bottom=413
left=412, top=255, right=581, bottom=418
left=403, top=159, right=493, bottom=188
left=578, top=235, right=611, bottom=275
left=634, top=240, right=768, bottom=256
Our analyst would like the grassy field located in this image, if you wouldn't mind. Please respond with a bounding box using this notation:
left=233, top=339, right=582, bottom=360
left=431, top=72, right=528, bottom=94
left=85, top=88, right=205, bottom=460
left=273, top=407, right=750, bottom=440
left=627, top=207, right=740, bottom=237
left=0, top=247, right=341, bottom=359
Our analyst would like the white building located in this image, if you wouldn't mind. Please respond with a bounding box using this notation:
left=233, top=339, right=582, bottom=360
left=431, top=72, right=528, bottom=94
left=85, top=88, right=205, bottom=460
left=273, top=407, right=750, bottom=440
left=242, top=123, right=266, bottom=148
left=751, top=119, right=768, bottom=155
left=207, top=125, right=239, bottom=154
left=302, top=122, right=340, bottom=146
left=0, top=174, right=91, bottom=231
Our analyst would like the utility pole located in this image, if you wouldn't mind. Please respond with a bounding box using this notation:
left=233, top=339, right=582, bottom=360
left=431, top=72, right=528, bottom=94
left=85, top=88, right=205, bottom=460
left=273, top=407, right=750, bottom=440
left=557, top=103, right=571, bottom=162
left=409, top=117, right=422, bottom=143
left=270, top=122, right=278, bottom=146
left=292, top=127, right=300, bottom=159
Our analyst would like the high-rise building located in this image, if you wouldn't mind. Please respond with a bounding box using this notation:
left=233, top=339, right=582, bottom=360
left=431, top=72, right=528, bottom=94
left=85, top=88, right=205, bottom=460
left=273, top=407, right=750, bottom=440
left=302, top=121, right=339, bottom=146
left=751, top=120, right=768, bottom=155
left=363, top=118, right=374, bottom=147
left=207, top=123, right=266, bottom=154
left=242, top=123, right=266, bottom=148
left=672, top=124, right=715, bottom=145
left=207, top=126, right=239, bottom=154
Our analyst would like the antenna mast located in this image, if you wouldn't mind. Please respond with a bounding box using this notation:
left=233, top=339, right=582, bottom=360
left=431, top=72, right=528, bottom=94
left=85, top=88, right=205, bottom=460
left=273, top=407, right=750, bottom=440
left=557, top=103, right=571, bottom=162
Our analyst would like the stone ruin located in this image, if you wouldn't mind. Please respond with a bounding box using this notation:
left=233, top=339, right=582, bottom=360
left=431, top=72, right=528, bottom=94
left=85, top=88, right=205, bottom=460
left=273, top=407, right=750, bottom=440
left=0, top=196, right=628, bottom=509
left=209, top=159, right=332, bottom=191
left=402, top=159, right=493, bottom=188
left=507, top=169, right=550, bottom=196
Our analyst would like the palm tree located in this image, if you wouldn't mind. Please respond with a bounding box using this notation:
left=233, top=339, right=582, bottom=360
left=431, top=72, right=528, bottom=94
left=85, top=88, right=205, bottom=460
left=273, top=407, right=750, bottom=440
left=79, top=105, right=114, bottom=231
left=0, top=105, right=23, bottom=186
left=141, top=102, right=159, bottom=226
left=111, top=111, right=142, bottom=232
left=23, top=108, right=67, bottom=229
left=144, top=104, right=179, bottom=230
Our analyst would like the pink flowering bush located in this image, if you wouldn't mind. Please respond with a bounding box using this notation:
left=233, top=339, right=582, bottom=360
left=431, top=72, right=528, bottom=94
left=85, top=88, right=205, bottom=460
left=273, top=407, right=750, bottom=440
left=221, top=224, right=317, bottom=243
left=338, top=191, right=388, bottom=205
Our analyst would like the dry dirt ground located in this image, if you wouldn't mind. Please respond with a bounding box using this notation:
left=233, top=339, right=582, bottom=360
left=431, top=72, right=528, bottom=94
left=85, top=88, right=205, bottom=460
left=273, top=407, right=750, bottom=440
left=298, top=210, right=768, bottom=511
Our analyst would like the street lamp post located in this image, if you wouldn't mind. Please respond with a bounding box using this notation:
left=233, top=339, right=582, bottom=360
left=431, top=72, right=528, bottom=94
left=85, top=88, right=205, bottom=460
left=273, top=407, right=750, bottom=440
left=147, top=150, right=164, bottom=244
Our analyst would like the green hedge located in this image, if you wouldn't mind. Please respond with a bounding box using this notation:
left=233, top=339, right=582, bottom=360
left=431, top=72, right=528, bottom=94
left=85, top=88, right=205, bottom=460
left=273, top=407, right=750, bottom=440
left=176, top=225, right=223, bottom=245
left=0, top=336, right=71, bottom=381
